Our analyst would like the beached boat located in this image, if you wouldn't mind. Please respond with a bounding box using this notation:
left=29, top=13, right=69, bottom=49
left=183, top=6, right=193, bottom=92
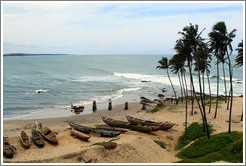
left=20, top=130, right=30, bottom=148
left=3, top=137, right=17, bottom=158
left=68, top=121, right=121, bottom=137
left=101, top=116, right=131, bottom=128
left=31, top=129, right=44, bottom=147
left=70, top=129, right=91, bottom=141
left=93, top=129, right=121, bottom=137
left=101, top=116, right=160, bottom=132
left=95, top=125, right=129, bottom=133
left=126, top=115, right=175, bottom=130
left=41, top=126, right=59, bottom=144
left=68, top=120, right=93, bottom=134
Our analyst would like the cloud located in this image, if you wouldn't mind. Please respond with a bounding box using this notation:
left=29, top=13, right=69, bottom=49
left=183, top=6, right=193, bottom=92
left=2, top=2, right=244, bottom=54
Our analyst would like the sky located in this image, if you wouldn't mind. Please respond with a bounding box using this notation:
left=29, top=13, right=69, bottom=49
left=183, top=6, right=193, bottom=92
left=2, top=1, right=244, bottom=55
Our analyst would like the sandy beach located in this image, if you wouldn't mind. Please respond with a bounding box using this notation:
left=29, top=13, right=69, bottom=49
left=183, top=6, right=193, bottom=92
left=3, top=97, right=243, bottom=163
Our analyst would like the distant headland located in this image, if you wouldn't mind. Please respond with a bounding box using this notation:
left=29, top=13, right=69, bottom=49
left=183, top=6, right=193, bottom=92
left=3, top=53, right=69, bottom=57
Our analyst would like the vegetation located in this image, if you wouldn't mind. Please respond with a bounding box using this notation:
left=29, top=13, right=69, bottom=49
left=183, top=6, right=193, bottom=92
left=175, top=122, right=214, bottom=150
left=154, top=140, right=166, bottom=149
left=156, top=21, right=242, bottom=136
left=150, top=104, right=166, bottom=113
left=90, top=138, right=119, bottom=147
left=176, top=131, right=243, bottom=163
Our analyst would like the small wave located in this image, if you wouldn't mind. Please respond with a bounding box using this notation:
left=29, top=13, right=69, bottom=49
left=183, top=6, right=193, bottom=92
left=33, top=89, right=49, bottom=93
left=73, top=87, right=141, bottom=106
left=114, top=72, right=181, bottom=86
left=69, top=75, right=118, bottom=83
left=208, top=74, right=242, bottom=83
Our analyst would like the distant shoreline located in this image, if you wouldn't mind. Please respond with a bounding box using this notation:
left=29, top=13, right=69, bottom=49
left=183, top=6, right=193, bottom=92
left=3, top=53, right=70, bottom=57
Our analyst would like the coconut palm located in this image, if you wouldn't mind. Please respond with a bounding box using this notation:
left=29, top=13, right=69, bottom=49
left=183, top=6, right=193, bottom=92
left=178, top=23, right=210, bottom=138
left=235, top=40, right=243, bottom=121
left=209, top=22, right=224, bottom=118
left=235, top=40, right=243, bottom=68
left=209, top=21, right=236, bottom=132
left=157, top=57, right=177, bottom=100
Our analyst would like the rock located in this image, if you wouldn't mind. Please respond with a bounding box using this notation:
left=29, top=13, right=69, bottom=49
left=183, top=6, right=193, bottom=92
left=158, top=94, right=165, bottom=98
left=103, top=142, right=117, bottom=149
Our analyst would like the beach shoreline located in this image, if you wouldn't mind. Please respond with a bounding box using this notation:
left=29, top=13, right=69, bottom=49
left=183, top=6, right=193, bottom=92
left=3, top=97, right=244, bottom=163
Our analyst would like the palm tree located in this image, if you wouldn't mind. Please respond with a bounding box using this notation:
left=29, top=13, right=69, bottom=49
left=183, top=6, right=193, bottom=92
left=218, top=53, right=228, bottom=103
left=169, top=54, right=186, bottom=102
left=209, top=22, right=224, bottom=118
left=178, top=23, right=210, bottom=138
left=235, top=40, right=243, bottom=121
left=157, top=57, right=177, bottom=100
left=209, top=21, right=236, bottom=132
left=235, top=40, right=243, bottom=68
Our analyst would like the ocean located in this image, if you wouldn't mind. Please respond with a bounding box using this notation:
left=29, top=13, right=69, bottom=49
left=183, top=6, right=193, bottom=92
left=3, top=54, right=243, bottom=120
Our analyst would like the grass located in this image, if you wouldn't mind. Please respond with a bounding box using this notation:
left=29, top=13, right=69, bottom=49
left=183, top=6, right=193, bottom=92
left=150, top=104, right=166, bottom=113
left=154, top=140, right=166, bottom=149
left=175, top=122, right=214, bottom=150
left=176, top=131, right=243, bottom=163
left=90, top=138, right=119, bottom=147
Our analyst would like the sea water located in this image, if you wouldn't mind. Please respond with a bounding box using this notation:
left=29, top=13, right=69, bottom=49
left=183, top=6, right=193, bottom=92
left=3, top=54, right=243, bottom=120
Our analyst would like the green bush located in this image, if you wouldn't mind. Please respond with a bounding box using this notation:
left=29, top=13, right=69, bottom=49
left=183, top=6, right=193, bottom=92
left=175, top=122, right=214, bottom=150
left=154, top=140, right=166, bottom=149
left=176, top=131, right=243, bottom=163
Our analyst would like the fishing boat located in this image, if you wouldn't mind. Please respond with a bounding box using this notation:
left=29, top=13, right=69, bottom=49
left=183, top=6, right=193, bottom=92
left=31, top=129, right=44, bottom=147
left=126, top=115, right=175, bottom=130
left=101, top=116, right=160, bottom=132
left=20, top=130, right=30, bottom=148
left=3, top=137, right=16, bottom=158
left=70, top=129, right=91, bottom=141
left=95, top=125, right=129, bottom=133
left=101, top=116, right=131, bottom=128
left=68, top=120, right=93, bottom=134
left=41, top=126, right=59, bottom=144
left=93, top=129, right=121, bottom=137
left=68, top=121, right=121, bottom=137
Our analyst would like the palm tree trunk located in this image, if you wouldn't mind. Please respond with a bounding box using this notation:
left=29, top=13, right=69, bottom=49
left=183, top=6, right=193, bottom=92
left=181, top=71, right=186, bottom=102
left=227, top=88, right=231, bottom=110
left=227, top=51, right=233, bottom=133
left=202, top=72, right=206, bottom=112
left=188, top=60, right=205, bottom=129
left=206, top=70, right=212, bottom=114
left=214, top=57, right=219, bottom=118
left=195, top=57, right=210, bottom=138
left=241, top=105, right=243, bottom=121
left=167, top=68, right=177, bottom=100
left=184, top=72, right=188, bottom=135
left=178, top=72, right=183, bottom=102
left=222, top=63, right=227, bottom=103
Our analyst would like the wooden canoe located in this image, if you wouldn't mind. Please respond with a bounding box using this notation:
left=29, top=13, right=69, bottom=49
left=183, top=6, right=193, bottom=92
left=95, top=125, right=129, bottom=133
left=101, top=116, right=160, bottom=133
left=68, top=120, right=93, bottom=134
left=41, top=126, right=58, bottom=144
left=31, top=129, right=44, bottom=147
left=3, top=137, right=17, bottom=158
left=126, top=115, right=175, bottom=130
left=20, top=130, right=30, bottom=148
left=70, top=129, right=91, bottom=141
left=93, top=129, right=121, bottom=137
left=101, top=116, right=131, bottom=128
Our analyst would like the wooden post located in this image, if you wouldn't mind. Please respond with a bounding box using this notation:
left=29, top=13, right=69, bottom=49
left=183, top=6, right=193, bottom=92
left=92, top=101, right=97, bottom=112
left=142, top=103, right=146, bottom=110
left=108, top=100, right=112, bottom=111
left=125, top=102, right=128, bottom=110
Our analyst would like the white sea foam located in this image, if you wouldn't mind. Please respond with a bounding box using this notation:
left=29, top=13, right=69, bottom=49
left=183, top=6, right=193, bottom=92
left=33, top=89, right=49, bottom=93
left=114, top=72, right=181, bottom=86
left=69, top=75, right=118, bottom=83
